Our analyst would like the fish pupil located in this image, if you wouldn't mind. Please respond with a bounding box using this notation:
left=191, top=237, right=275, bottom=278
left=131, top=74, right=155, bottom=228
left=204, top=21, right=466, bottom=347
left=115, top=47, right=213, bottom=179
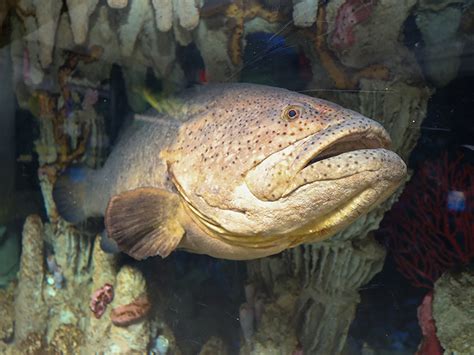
left=288, top=109, right=297, bottom=118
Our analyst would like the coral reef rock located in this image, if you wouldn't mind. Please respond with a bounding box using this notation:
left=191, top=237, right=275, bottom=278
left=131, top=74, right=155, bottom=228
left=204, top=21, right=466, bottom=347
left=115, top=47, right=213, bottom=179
left=105, top=265, right=151, bottom=353
left=416, top=5, right=464, bottom=87
left=2, top=215, right=165, bottom=354
left=247, top=234, right=386, bottom=354
left=0, top=285, right=14, bottom=343
left=326, top=0, right=418, bottom=72
left=433, top=268, right=474, bottom=355
left=293, top=0, right=319, bottom=27
left=14, top=215, right=47, bottom=341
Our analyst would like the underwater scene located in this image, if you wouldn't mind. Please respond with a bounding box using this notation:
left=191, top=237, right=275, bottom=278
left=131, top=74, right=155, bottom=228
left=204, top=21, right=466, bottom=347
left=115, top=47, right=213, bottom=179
left=0, top=0, right=473, bottom=354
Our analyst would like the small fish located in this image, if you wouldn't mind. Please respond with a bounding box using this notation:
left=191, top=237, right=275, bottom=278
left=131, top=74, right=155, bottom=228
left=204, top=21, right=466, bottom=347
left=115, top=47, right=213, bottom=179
left=53, top=83, right=407, bottom=260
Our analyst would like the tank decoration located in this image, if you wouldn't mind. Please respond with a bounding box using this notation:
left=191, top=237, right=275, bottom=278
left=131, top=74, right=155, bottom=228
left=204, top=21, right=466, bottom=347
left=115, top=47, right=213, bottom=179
left=0, top=214, right=160, bottom=353
left=239, top=302, right=255, bottom=345
left=432, top=268, right=474, bottom=354
left=149, top=334, right=170, bottom=355
left=197, top=336, right=229, bottom=355
left=14, top=215, right=47, bottom=342
left=110, top=294, right=151, bottom=327
left=0, top=285, right=14, bottom=344
left=45, top=254, right=65, bottom=290
left=2, top=0, right=472, bottom=353
left=381, top=152, right=474, bottom=289
left=90, top=283, right=114, bottom=319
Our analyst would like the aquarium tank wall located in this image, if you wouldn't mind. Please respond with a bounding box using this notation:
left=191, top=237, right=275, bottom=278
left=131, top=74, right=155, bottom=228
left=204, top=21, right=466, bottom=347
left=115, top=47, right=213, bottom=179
left=0, top=0, right=473, bottom=354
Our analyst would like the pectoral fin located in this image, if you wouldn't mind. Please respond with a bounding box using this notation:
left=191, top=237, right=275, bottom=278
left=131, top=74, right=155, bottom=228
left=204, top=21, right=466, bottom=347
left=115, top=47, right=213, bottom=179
left=105, top=187, right=185, bottom=260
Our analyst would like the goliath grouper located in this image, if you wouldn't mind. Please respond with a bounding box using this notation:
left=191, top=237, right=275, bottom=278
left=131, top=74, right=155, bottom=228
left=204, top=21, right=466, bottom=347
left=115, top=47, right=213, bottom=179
left=54, top=83, right=407, bottom=260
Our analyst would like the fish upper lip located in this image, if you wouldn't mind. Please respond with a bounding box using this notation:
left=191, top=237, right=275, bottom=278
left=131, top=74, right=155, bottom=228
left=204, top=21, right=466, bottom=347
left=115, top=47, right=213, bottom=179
left=291, top=121, right=392, bottom=173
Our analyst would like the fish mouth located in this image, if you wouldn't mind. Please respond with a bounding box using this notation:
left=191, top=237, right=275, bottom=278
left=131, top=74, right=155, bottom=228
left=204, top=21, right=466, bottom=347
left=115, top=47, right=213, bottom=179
left=245, top=119, right=393, bottom=202
left=301, top=132, right=388, bottom=169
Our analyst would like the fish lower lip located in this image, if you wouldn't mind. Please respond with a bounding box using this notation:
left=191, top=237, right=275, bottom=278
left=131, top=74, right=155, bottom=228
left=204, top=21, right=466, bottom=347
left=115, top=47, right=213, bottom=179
left=303, top=134, right=386, bottom=168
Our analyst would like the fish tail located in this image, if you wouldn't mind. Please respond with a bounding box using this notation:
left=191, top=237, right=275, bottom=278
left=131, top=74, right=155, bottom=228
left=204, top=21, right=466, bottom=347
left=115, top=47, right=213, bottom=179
left=53, top=166, right=94, bottom=224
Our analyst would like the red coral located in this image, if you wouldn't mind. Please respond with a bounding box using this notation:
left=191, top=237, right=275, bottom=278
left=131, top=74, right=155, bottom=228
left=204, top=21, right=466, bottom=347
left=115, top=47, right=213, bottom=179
left=381, top=152, right=474, bottom=289
left=90, top=283, right=114, bottom=319
left=110, top=295, right=151, bottom=327
left=416, top=291, right=442, bottom=355
left=330, top=0, right=377, bottom=50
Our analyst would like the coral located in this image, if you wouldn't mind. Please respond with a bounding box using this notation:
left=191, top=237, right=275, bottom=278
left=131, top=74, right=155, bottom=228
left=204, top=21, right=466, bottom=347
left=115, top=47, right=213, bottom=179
left=307, top=4, right=390, bottom=89
left=48, top=324, right=84, bottom=354
left=194, top=20, right=236, bottom=82
left=175, top=0, right=200, bottom=31
left=293, top=0, right=319, bottom=27
left=32, top=46, right=103, bottom=220
left=65, top=0, right=99, bottom=45
left=3, top=2, right=440, bottom=354
left=16, top=10, right=45, bottom=86
left=150, top=334, right=170, bottom=355
left=45, top=254, right=65, bottom=289
left=107, top=0, right=128, bottom=9
left=111, top=295, right=151, bottom=327
left=432, top=268, right=474, bottom=354
left=247, top=234, right=387, bottom=353
left=15, top=332, right=47, bottom=354
left=3, top=224, right=163, bottom=353
left=14, top=215, right=47, bottom=341
left=416, top=291, right=442, bottom=355
left=357, top=80, right=432, bottom=158
left=81, top=237, right=117, bottom=353
left=33, top=0, right=62, bottom=68
left=105, top=265, right=151, bottom=353
left=418, top=0, right=464, bottom=11
left=315, top=0, right=421, bottom=88
left=225, top=0, right=283, bottom=66
left=119, top=0, right=151, bottom=57
left=382, top=153, right=474, bottom=289
left=90, top=283, right=114, bottom=319
left=416, top=6, right=464, bottom=87
left=151, top=0, right=173, bottom=32
left=198, top=336, right=229, bottom=355
left=239, top=302, right=255, bottom=344
left=0, top=285, right=14, bottom=342
left=330, top=0, right=376, bottom=51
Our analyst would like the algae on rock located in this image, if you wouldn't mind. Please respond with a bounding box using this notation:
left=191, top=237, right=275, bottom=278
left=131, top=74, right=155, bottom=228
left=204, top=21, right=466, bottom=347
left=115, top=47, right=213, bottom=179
left=433, top=268, right=474, bottom=355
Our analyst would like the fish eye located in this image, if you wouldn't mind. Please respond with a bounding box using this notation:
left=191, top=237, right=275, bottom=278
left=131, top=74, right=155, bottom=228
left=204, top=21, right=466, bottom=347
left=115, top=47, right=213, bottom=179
left=282, top=106, right=302, bottom=121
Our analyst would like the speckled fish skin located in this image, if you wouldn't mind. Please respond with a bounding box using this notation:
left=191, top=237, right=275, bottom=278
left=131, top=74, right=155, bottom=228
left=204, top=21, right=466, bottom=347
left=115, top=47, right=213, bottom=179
left=83, top=83, right=407, bottom=260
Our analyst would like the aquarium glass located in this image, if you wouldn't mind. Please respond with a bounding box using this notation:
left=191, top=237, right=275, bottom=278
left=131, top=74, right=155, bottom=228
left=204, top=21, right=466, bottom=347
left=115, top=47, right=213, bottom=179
left=0, top=1, right=473, bottom=354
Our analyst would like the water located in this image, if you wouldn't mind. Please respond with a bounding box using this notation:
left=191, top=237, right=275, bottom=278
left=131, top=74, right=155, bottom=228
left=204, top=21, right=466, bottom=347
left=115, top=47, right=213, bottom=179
left=0, top=1, right=473, bottom=354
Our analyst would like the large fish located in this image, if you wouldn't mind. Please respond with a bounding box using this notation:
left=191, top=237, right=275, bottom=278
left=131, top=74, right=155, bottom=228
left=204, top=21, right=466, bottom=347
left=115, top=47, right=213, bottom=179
left=54, top=83, right=407, bottom=260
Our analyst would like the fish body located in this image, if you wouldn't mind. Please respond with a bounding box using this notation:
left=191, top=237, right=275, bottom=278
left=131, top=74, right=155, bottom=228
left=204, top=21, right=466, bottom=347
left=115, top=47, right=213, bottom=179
left=54, top=83, right=407, bottom=260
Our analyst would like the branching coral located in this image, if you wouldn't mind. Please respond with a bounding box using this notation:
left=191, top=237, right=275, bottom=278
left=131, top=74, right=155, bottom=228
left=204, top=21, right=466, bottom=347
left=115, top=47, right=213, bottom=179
left=381, top=152, right=474, bottom=289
